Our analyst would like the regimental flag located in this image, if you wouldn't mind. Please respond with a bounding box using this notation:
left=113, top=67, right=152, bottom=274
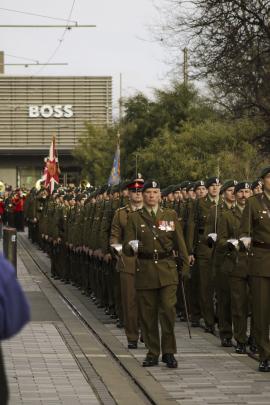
left=43, top=136, right=60, bottom=194
left=108, top=136, right=121, bottom=186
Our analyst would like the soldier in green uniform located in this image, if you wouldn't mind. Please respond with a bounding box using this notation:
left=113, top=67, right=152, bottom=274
left=110, top=178, right=144, bottom=348
left=210, top=180, right=238, bottom=347
left=186, top=177, right=221, bottom=333
left=240, top=167, right=270, bottom=372
left=186, top=180, right=206, bottom=327
left=124, top=180, right=190, bottom=368
left=218, top=182, right=256, bottom=353
left=251, top=179, right=263, bottom=196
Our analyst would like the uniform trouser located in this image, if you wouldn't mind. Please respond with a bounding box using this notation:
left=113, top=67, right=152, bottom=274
left=197, top=257, right=215, bottom=327
left=137, top=284, right=177, bottom=358
left=216, top=271, right=232, bottom=339
left=0, top=345, right=9, bottom=405
left=113, top=267, right=123, bottom=321
left=190, top=263, right=201, bottom=322
left=251, top=276, right=270, bottom=361
left=230, top=274, right=253, bottom=343
left=120, top=272, right=139, bottom=342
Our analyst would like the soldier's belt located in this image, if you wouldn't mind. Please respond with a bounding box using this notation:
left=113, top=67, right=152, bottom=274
left=253, top=241, right=270, bottom=249
left=138, top=251, right=173, bottom=260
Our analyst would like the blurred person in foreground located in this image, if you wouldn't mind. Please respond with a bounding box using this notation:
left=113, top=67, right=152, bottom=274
left=0, top=253, right=30, bottom=404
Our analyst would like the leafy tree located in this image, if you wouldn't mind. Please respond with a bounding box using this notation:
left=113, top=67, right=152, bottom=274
left=72, top=124, right=118, bottom=186
left=120, top=82, right=220, bottom=176
left=135, top=118, right=266, bottom=185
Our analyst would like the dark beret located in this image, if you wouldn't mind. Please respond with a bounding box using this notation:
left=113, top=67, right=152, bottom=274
left=194, top=180, right=205, bottom=191
left=180, top=181, right=190, bottom=190
left=220, top=180, right=238, bottom=194
left=142, top=179, right=160, bottom=192
left=260, top=167, right=270, bottom=178
left=205, top=177, right=221, bottom=188
left=234, top=182, right=250, bottom=193
left=251, top=179, right=262, bottom=190
left=186, top=182, right=195, bottom=192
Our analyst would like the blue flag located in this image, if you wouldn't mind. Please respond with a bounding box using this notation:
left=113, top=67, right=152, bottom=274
left=108, top=140, right=121, bottom=186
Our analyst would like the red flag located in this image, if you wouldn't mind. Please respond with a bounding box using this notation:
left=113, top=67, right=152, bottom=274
left=44, top=136, right=60, bottom=194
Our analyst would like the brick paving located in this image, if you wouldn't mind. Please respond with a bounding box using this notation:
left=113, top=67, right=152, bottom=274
left=108, top=323, right=270, bottom=405
left=2, top=323, right=99, bottom=405
left=1, top=239, right=100, bottom=405
left=5, top=233, right=270, bottom=405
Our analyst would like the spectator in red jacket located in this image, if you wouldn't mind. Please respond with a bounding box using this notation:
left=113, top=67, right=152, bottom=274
left=13, top=191, right=25, bottom=232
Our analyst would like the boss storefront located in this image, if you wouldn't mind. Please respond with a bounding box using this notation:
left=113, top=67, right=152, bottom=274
left=0, top=75, right=112, bottom=188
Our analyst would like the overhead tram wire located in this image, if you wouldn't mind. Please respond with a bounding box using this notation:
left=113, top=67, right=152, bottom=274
left=36, top=0, right=77, bottom=75
left=0, top=7, right=77, bottom=24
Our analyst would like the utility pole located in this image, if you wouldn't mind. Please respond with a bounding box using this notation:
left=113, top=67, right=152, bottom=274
left=0, top=51, right=4, bottom=74
left=119, top=73, right=123, bottom=122
left=183, top=48, right=188, bottom=86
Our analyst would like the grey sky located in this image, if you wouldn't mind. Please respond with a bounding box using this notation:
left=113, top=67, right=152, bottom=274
left=1, top=0, right=176, bottom=116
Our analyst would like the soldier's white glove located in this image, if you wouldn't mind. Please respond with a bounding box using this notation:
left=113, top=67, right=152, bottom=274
left=111, top=243, right=123, bottom=255
left=227, top=239, right=239, bottom=251
left=239, top=236, right=251, bottom=250
left=207, top=233, right=217, bottom=248
left=129, top=240, right=139, bottom=253
left=208, top=233, right=217, bottom=242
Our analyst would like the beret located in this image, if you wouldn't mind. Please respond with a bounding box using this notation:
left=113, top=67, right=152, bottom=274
left=234, top=182, right=250, bottom=193
left=194, top=180, right=205, bottom=191
left=260, top=167, right=270, bottom=178
left=205, top=177, right=220, bottom=188
left=142, top=179, right=160, bottom=192
left=220, top=180, right=238, bottom=194
left=250, top=179, right=262, bottom=190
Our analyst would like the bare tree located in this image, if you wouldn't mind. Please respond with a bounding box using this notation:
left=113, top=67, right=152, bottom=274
left=158, top=0, right=270, bottom=117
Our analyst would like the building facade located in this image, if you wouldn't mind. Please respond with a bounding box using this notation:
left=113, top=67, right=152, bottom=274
left=0, top=75, right=112, bottom=188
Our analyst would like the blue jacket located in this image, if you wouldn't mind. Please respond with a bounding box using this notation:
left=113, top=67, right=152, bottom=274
left=0, top=254, right=30, bottom=340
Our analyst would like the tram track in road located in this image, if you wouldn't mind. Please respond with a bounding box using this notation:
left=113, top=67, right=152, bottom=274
left=18, top=234, right=178, bottom=405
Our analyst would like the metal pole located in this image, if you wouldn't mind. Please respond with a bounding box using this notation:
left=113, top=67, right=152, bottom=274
left=3, top=227, right=17, bottom=276
left=183, top=48, right=188, bottom=86
left=119, top=73, right=123, bottom=122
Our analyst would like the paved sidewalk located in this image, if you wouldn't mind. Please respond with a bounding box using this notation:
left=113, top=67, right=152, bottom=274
left=1, top=238, right=100, bottom=405
left=3, top=324, right=99, bottom=405
left=108, top=321, right=270, bottom=405
left=5, top=233, right=270, bottom=405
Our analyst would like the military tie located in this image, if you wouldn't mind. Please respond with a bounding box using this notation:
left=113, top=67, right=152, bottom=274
left=150, top=210, right=156, bottom=220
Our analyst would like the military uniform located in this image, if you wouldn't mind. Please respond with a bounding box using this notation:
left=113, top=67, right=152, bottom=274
left=218, top=203, right=254, bottom=350
left=124, top=199, right=189, bottom=364
left=110, top=204, right=139, bottom=344
left=240, top=190, right=270, bottom=367
left=186, top=193, right=218, bottom=330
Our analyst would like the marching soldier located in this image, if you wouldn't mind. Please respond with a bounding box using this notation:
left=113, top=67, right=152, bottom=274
left=124, top=180, right=190, bottom=368
left=110, top=178, right=144, bottom=348
left=210, top=180, right=238, bottom=347
left=218, top=182, right=256, bottom=353
left=186, top=177, right=221, bottom=333
left=240, top=167, right=270, bottom=372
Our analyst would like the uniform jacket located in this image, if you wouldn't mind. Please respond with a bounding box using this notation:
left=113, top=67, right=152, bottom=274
left=217, top=205, right=248, bottom=277
left=110, top=204, right=137, bottom=274
left=186, top=195, right=219, bottom=258
left=123, top=206, right=189, bottom=290
left=240, top=192, right=270, bottom=277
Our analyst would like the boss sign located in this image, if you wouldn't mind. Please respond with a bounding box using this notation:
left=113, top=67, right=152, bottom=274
left=28, top=104, right=74, bottom=118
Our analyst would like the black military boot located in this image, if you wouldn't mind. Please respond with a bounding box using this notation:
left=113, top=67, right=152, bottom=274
left=235, top=342, right=246, bottom=354
left=258, top=360, right=270, bottom=372
left=162, top=353, right=178, bottom=368
left=221, top=338, right=233, bottom=347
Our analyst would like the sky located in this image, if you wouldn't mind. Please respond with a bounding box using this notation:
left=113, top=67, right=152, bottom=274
left=0, top=0, right=179, bottom=117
